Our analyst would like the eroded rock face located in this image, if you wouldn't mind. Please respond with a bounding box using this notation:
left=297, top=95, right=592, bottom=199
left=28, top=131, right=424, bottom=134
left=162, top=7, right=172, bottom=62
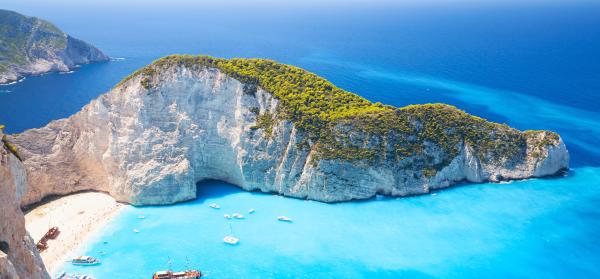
left=0, top=130, right=49, bottom=279
left=0, top=9, right=109, bottom=84
left=11, top=64, right=569, bottom=206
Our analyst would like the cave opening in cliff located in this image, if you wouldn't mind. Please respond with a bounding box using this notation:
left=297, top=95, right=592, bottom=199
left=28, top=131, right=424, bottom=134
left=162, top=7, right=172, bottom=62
left=195, top=179, right=245, bottom=200
left=0, top=240, right=9, bottom=253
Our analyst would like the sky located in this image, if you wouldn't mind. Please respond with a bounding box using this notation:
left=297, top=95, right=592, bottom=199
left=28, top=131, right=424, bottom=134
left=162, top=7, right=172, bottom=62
left=3, top=0, right=598, bottom=9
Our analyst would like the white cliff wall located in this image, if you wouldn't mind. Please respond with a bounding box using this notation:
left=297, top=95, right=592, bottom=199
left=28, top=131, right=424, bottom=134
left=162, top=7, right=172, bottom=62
left=11, top=65, right=569, bottom=206
left=0, top=131, right=49, bottom=279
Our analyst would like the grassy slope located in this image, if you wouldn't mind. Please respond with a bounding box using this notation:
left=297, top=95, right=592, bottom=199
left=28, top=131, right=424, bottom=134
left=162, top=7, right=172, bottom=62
left=117, top=55, right=560, bottom=167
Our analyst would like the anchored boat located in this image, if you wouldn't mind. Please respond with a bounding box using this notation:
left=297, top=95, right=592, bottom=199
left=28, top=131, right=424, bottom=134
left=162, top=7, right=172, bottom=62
left=209, top=203, right=220, bottom=209
left=223, top=223, right=239, bottom=245
left=57, top=272, right=95, bottom=279
left=223, top=236, right=239, bottom=245
left=232, top=213, right=244, bottom=219
left=71, top=256, right=101, bottom=266
left=277, top=216, right=292, bottom=222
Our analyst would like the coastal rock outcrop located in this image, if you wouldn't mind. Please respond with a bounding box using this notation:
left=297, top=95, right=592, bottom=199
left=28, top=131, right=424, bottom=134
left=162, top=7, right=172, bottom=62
left=0, top=129, right=49, bottom=279
left=10, top=55, right=569, bottom=206
left=0, top=9, right=109, bottom=84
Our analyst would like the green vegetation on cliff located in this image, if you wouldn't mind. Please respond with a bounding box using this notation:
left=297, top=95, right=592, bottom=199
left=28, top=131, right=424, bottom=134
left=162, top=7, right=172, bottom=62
left=0, top=9, right=67, bottom=73
left=1, top=125, right=22, bottom=161
left=117, top=55, right=560, bottom=166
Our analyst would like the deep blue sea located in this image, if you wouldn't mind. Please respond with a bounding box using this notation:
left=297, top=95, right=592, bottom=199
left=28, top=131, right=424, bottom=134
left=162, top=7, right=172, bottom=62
left=1, top=1, right=600, bottom=278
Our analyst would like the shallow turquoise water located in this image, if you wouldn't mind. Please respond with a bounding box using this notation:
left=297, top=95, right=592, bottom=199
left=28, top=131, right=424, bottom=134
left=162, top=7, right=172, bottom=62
left=58, top=168, right=600, bottom=278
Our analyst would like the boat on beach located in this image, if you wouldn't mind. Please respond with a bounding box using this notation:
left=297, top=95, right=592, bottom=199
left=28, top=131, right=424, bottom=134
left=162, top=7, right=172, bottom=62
left=36, top=226, right=60, bottom=251
left=36, top=240, right=48, bottom=251
left=152, top=270, right=201, bottom=279
left=45, top=226, right=60, bottom=239
left=71, top=256, right=101, bottom=266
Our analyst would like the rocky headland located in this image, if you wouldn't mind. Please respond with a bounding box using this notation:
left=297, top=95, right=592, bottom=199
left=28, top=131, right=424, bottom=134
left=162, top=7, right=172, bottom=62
left=0, top=9, right=108, bottom=84
left=8, top=55, right=570, bottom=207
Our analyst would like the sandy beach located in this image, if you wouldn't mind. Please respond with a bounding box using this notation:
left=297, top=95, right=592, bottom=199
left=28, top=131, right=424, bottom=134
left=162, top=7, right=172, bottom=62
left=24, top=192, right=123, bottom=274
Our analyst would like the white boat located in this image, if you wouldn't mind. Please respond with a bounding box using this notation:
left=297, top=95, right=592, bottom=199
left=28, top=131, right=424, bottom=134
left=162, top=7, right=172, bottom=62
left=71, top=256, right=101, bottom=266
left=57, top=272, right=96, bottom=279
left=209, top=203, right=220, bottom=209
left=133, top=229, right=140, bottom=233
left=223, top=224, right=239, bottom=245
left=232, top=213, right=244, bottom=219
left=138, top=215, right=145, bottom=219
left=277, top=216, right=292, bottom=222
left=248, top=209, right=255, bottom=214
left=223, top=236, right=239, bottom=245
left=224, top=214, right=231, bottom=219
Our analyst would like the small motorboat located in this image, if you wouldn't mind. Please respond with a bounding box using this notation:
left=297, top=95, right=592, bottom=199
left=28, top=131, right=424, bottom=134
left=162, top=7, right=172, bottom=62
left=277, top=216, right=292, bottom=222
left=248, top=209, right=255, bottom=214
left=152, top=269, right=201, bottom=279
left=133, top=229, right=140, bottom=233
left=209, top=203, right=220, bottom=209
left=71, top=256, right=101, bottom=266
left=224, top=214, right=231, bottom=219
left=223, top=236, right=239, bottom=245
left=57, top=272, right=96, bottom=279
left=223, top=224, right=239, bottom=245
left=138, top=215, right=146, bottom=219
left=232, top=213, right=244, bottom=219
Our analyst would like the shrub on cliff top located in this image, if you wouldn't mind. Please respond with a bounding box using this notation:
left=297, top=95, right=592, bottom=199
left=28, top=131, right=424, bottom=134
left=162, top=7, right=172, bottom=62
left=2, top=134, right=22, bottom=161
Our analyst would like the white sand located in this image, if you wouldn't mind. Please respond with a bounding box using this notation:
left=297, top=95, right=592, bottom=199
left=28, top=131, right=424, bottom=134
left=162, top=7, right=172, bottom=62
left=24, top=192, right=123, bottom=274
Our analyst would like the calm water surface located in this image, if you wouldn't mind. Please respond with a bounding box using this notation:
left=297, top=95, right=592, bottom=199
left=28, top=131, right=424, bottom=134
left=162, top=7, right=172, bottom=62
left=1, top=1, right=599, bottom=277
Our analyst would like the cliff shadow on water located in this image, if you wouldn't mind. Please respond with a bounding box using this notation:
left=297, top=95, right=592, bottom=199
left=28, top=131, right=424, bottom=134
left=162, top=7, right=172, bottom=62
left=194, top=179, right=290, bottom=204
left=195, top=180, right=245, bottom=201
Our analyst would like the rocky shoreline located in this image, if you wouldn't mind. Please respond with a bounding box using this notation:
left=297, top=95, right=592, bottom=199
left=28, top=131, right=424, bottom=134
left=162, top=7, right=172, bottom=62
left=0, top=10, right=109, bottom=84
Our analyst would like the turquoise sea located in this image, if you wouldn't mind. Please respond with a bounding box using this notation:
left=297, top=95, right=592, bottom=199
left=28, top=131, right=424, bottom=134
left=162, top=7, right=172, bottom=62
left=1, top=1, right=599, bottom=278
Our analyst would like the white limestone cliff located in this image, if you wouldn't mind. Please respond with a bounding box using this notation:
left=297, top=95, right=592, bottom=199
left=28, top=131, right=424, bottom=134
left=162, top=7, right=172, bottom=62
left=0, top=130, right=49, bottom=279
left=9, top=63, right=569, bottom=206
